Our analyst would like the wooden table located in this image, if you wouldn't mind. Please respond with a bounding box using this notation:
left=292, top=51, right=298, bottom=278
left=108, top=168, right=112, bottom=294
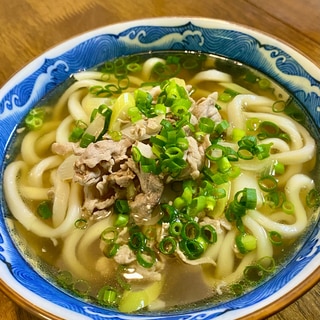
left=0, top=0, right=319, bottom=319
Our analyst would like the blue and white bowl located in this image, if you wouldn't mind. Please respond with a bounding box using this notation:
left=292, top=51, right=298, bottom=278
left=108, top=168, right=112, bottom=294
left=0, top=17, right=319, bottom=320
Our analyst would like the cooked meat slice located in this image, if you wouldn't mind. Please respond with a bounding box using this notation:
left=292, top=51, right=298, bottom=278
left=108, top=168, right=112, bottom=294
left=75, top=138, right=132, bottom=169
left=113, top=244, right=136, bottom=265
left=177, top=136, right=206, bottom=180
left=191, top=92, right=221, bottom=123
left=127, top=159, right=164, bottom=224
left=74, top=139, right=132, bottom=185
left=121, top=115, right=163, bottom=141
left=52, top=142, right=76, bottom=155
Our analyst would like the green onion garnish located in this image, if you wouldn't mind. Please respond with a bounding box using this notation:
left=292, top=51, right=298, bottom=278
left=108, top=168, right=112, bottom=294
left=268, top=231, right=282, bottom=246
left=136, top=247, right=156, bottom=268
left=97, top=286, right=119, bottom=306
left=37, top=200, right=53, bottom=219
left=159, top=236, right=177, bottom=255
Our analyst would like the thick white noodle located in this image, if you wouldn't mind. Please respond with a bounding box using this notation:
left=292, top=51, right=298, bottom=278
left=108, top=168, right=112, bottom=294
left=230, top=171, right=264, bottom=208
left=242, top=215, right=273, bottom=259
left=227, top=94, right=274, bottom=132
left=244, top=112, right=303, bottom=149
left=248, top=174, right=314, bottom=238
left=222, top=251, right=256, bottom=283
left=52, top=176, right=70, bottom=228
left=141, top=57, right=166, bottom=80
left=55, top=115, right=74, bottom=144
left=21, top=121, right=60, bottom=165
left=203, top=229, right=226, bottom=261
left=61, top=228, right=93, bottom=280
left=35, top=131, right=57, bottom=153
left=215, top=229, right=237, bottom=278
left=3, top=161, right=82, bottom=239
left=53, top=79, right=110, bottom=119
left=18, top=185, right=49, bottom=200
left=28, top=155, right=63, bottom=187
left=68, top=89, right=90, bottom=123
left=245, top=112, right=316, bottom=165
left=189, top=69, right=232, bottom=85
left=77, top=218, right=114, bottom=270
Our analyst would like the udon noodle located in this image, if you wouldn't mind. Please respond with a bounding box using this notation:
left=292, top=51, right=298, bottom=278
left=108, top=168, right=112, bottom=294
left=3, top=52, right=319, bottom=312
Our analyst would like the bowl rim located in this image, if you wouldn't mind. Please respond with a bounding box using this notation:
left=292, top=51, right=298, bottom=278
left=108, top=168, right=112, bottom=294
left=0, top=16, right=319, bottom=320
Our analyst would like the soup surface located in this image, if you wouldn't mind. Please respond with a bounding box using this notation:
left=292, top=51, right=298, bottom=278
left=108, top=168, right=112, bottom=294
left=3, top=51, right=320, bottom=313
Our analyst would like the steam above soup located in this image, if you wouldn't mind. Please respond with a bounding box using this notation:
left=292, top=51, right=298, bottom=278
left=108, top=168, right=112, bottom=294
left=3, top=52, right=319, bottom=313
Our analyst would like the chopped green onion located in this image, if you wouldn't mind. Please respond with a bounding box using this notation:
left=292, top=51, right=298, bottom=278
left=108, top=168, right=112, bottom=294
left=258, top=175, right=278, bottom=192
left=265, top=191, right=285, bottom=208
left=136, top=247, right=156, bottom=268
left=56, top=270, right=73, bottom=289
left=255, top=143, right=272, bottom=160
left=226, top=188, right=257, bottom=225
left=306, top=189, right=320, bottom=208
left=176, top=137, right=189, bottom=150
left=272, top=100, right=286, bottom=113
left=165, top=146, right=184, bottom=159
left=268, top=231, right=282, bottom=246
left=128, top=106, right=142, bottom=123
left=103, top=242, right=120, bottom=258
left=244, top=72, right=258, bottom=83
left=189, top=196, right=207, bottom=216
left=199, top=117, right=215, bottom=134
left=101, top=227, right=118, bottom=243
left=231, top=283, right=244, bottom=296
left=79, top=133, right=95, bottom=148
left=273, top=161, right=285, bottom=175
left=259, top=121, right=280, bottom=137
left=114, top=199, right=130, bottom=214
left=243, top=265, right=265, bottom=282
left=109, top=130, right=122, bottom=141
left=169, top=221, right=183, bottom=237
left=258, top=78, right=270, bottom=89
left=69, top=120, right=87, bottom=142
left=235, top=189, right=257, bottom=209
left=25, top=107, right=47, bottom=130
left=246, top=118, right=260, bottom=131
left=201, top=225, right=217, bottom=244
left=160, top=204, right=178, bottom=223
left=73, top=279, right=90, bottom=297
left=74, top=218, right=87, bottom=229
left=114, top=213, right=129, bottom=228
left=181, top=221, right=200, bottom=240
left=171, top=98, right=192, bottom=116
left=282, top=200, right=294, bottom=214
left=237, top=146, right=254, bottom=160
left=217, top=156, right=232, bottom=173
left=232, top=128, right=246, bottom=142
left=131, top=146, right=142, bottom=162
left=206, top=144, right=225, bottom=161
left=236, top=233, right=257, bottom=254
left=128, top=231, right=146, bottom=250
left=226, top=165, right=241, bottom=179
left=257, top=256, right=276, bottom=273
left=97, top=286, right=119, bottom=306
left=37, top=200, right=53, bottom=219
left=159, top=236, right=177, bottom=255
left=127, top=62, right=142, bottom=73
left=219, top=88, right=238, bottom=102
left=154, top=103, right=166, bottom=115
left=215, top=119, right=230, bottom=135
left=180, top=239, right=204, bottom=260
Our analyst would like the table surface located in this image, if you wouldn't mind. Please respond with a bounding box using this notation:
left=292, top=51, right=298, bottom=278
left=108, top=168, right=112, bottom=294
left=0, top=0, right=319, bottom=319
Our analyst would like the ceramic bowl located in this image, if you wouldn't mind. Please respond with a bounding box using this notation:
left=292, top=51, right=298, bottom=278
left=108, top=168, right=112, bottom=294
left=0, top=17, right=319, bottom=320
